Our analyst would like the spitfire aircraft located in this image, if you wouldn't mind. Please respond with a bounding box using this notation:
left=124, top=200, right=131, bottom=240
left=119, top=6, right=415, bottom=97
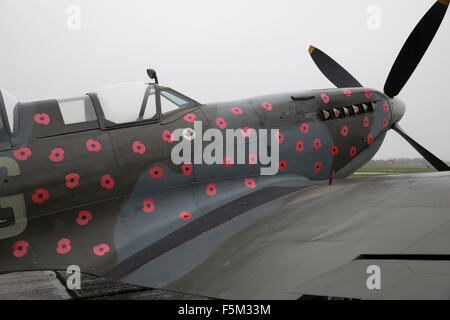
left=0, top=0, right=449, bottom=299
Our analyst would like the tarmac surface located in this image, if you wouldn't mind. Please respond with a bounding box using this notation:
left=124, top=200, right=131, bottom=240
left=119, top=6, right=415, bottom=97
left=0, top=271, right=211, bottom=300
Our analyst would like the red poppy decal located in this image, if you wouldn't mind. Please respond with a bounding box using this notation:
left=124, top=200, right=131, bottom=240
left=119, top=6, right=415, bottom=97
left=162, top=130, right=174, bottom=143
left=244, top=178, right=256, bottom=189
left=343, top=89, right=352, bottom=96
left=142, top=199, right=155, bottom=213
left=76, top=210, right=92, bottom=226
left=275, top=132, right=284, bottom=144
left=249, top=153, right=258, bottom=166
left=65, top=173, right=80, bottom=189
left=49, top=148, right=65, bottom=162
left=181, top=163, right=193, bottom=176
left=365, top=90, right=373, bottom=99
left=321, top=93, right=330, bottom=104
left=132, top=141, right=146, bottom=154
left=32, top=189, right=50, bottom=204
left=13, top=147, right=32, bottom=161
left=278, top=160, right=287, bottom=171
left=230, top=107, right=243, bottom=115
left=100, top=174, right=115, bottom=190
left=93, top=243, right=110, bottom=256
left=206, top=183, right=217, bottom=196
left=12, top=240, right=29, bottom=258
left=341, top=126, right=349, bottom=137
left=331, top=145, right=339, bottom=155
left=223, top=156, right=234, bottom=168
left=350, top=146, right=357, bottom=158
left=383, top=102, right=390, bottom=112
left=180, top=211, right=192, bottom=221
left=296, top=140, right=304, bottom=152
left=183, top=113, right=196, bottom=123
left=86, top=139, right=101, bottom=152
left=149, top=166, right=163, bottom=179
left=241, top=127, right=253, bottom=138
left=368, top=134, right=374, bottom=145
left=314, top=161, right=322, bottom=173
left=313, top=138, right=322, bottom=151
left=34, top=113, right=50, bottom=125
left=363, top=116, right=370, bottom=128
left=262, top=102, right=272, bottom=111
left=382, top=118, right=388, bottom=127
left=56, top=238, right=72, bottom=255
left=300, top=123, right=309, bottom=134
left=216, top=117, right=227, bottom=129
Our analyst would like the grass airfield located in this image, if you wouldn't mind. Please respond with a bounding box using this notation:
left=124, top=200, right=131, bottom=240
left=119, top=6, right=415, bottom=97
left=350, top=167, right=436, bottom=178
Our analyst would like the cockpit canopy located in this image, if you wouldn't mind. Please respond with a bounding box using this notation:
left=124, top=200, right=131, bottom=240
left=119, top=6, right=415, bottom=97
left=0, top=82, right=200, bottom=143
left=93, top=82, right=199, bottom=125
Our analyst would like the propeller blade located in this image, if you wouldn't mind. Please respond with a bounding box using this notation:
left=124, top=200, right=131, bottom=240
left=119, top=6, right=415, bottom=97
left=384, top=0, right=449, bottom=97
left=392, top=123, right=450, bottom=171
left=308, top=45, right=363, bottom=88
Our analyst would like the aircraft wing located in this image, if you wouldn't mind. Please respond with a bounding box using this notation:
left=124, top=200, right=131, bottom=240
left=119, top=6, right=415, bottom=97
left=158, top=172, right=450, bottom=300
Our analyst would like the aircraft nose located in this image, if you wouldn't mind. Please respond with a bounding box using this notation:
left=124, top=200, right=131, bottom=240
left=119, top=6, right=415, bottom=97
left=389, top=96, right=406, bottom=125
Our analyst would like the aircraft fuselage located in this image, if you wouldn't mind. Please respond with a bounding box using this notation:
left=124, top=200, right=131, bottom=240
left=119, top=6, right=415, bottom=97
left=0, top=86, right=392, bottom=277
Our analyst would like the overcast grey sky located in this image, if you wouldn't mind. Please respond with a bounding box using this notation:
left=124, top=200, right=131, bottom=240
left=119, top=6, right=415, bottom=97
left=0, top=0, right=449, bottom=160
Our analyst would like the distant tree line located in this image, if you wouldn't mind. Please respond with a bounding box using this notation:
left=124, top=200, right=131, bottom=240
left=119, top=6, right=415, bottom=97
left=364, top=158, right=450, bottom=169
